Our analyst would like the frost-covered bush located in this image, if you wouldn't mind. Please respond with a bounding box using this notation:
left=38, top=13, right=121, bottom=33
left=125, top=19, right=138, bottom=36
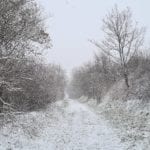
left=0, top=58, right=66, bottom=112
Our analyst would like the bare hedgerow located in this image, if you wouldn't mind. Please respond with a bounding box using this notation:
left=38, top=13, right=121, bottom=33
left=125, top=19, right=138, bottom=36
left=0, top=1, right=67, bottom=122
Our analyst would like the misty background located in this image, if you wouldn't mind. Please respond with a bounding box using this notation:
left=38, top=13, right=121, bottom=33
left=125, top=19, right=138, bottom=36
left=38, top=0, right=150, bottom=75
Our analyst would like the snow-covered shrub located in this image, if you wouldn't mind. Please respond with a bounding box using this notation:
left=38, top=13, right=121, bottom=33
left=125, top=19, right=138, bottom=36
left=0, top=58, right=66, bottom=112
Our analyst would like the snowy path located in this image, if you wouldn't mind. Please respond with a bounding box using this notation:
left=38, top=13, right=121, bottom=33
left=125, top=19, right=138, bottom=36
left=0, top=99, right=126, bottom=150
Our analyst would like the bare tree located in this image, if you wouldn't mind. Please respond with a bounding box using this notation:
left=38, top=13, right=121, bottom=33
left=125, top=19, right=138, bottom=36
left=92, top=6, right=145, bottom=87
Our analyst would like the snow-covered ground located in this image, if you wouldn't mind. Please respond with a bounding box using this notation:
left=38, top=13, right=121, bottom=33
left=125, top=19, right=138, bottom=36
left=0, top=99, right=126, bottom=150
left=79, top=94, right=150, bottom=150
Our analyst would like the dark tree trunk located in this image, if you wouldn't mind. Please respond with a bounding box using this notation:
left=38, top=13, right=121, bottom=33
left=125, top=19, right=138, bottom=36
left=124, top=73, right=129, bottom=88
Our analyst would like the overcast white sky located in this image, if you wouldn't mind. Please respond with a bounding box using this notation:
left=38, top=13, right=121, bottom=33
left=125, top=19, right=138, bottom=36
left=37, top=0, right=150, bottom=74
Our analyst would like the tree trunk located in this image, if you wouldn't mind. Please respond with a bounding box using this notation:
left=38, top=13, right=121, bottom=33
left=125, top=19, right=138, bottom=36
left=124, top=73, right=129, bottom=88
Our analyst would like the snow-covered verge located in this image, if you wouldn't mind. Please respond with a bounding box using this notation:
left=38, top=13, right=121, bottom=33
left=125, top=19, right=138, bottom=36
left=97, top=99, right=150, bottom=150
left=0, top=103, right=60, bottom=150
left=0, top=99, right=127, bottom=150
left=79, top=80, right=150, bottom=150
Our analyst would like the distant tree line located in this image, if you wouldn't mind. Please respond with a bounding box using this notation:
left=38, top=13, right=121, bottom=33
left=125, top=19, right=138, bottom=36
left=0, top=0, right=66, bottom=115
left=68, top=53, right=120, bottom=103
